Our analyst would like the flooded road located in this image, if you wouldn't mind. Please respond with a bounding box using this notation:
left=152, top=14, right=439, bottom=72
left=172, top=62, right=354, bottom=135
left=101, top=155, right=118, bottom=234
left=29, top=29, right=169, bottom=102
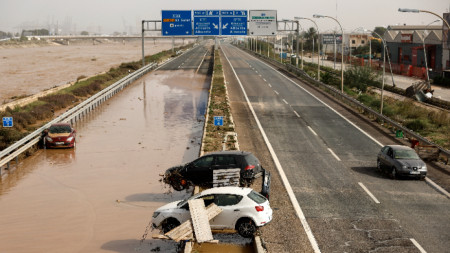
left=0, top=45, right=212, bottom=252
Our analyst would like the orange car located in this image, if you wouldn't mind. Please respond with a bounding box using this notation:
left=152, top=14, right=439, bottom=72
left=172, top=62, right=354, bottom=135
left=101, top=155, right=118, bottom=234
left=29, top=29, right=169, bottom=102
left=44, top=123, right=76, bottom=148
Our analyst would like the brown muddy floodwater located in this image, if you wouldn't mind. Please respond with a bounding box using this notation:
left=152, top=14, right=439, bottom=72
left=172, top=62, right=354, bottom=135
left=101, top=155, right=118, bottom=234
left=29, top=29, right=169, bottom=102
left=0, top=39, right=192, bottom=104
left=0, top=68, right=209, bottom=253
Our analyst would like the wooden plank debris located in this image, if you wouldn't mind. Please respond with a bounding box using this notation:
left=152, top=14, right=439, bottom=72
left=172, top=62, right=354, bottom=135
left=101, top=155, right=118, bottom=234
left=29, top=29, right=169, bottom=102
left=164, top=203, right=222, bottom=242
left=188, top=199, right=213, bottom=243
left=213, top=168, right=240, bottom=187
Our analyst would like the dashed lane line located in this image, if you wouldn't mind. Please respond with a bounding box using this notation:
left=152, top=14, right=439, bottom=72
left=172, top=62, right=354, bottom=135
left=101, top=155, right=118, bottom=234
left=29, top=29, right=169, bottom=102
left=328, top=148, right=341, bottom=161
left=358, top=182, right=380, bottom=204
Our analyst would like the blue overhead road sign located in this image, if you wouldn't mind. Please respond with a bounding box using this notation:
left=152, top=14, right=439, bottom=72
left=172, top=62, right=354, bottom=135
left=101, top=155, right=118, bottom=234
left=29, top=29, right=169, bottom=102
left=194, top=10, right=220, bottom=36
left=161, top=10, right=192, bottom=36
left=221, top=10, right=247, bottom=36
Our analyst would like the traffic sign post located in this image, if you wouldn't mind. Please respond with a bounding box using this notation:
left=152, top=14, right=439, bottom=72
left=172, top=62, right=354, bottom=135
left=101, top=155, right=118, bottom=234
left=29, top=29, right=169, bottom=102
left=221, top=10, right=248, bottom=36
left=161, top=10, right=192, bottom=36
left=194, top=10, right=220, bottom=36
left=214, top=116, right=224, bottom=126
left=2, top=117, right=13, bottom=127
left=248, top=10, right=277, bottom=35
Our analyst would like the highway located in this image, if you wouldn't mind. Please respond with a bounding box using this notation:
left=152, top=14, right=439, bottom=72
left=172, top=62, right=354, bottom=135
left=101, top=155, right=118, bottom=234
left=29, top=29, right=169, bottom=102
left=220, top=41, right=450, bottom=253
left=0, top=43, right=212, bottom=253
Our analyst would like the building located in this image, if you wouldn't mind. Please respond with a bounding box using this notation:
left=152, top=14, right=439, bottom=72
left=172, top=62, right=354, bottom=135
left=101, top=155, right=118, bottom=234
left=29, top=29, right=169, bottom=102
left=383, top=24, right=447, bottom=78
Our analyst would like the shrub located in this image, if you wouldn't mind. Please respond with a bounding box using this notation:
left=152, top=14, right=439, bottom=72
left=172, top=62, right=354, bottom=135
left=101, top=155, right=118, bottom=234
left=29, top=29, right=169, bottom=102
left=405, top=119, right=428, bottom=132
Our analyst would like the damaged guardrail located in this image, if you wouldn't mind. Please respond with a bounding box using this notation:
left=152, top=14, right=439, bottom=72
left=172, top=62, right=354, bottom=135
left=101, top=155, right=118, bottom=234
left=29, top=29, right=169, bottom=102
left=0, top=62, right=158, bottom=173
left=239, top=45, right=450, bottom=164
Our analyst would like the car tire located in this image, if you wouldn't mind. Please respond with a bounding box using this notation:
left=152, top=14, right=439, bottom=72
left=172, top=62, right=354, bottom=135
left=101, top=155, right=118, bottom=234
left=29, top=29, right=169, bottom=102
left=170, top=176, right=187, bottom=191
left=419, top=175, right=426, bottom=180
left=376, top=159, right=382, bottom=172
left=236, top=218, right=256, bottom=238
left=162, top=218, right=180, bottom=234
left=391, top=167, right=397, bottom=179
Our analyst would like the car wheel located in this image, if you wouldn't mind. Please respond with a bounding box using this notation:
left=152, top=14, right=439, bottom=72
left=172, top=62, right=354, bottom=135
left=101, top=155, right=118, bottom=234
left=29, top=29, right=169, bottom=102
left=162, top=218, right=180, bottom=234
left=170, top=176, right=187, bottom=191
left=376, top=159, right=382, bottom=172
left=236, top=218, right=256, bottom=238
left=419, top=175, right=426, bottom=180
left=391, top=167, right=397, bottom=179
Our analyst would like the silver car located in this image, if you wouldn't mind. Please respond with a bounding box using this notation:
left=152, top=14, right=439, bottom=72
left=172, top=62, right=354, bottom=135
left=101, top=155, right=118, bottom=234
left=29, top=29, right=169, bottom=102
left=377, top=145, right=427, bottom=180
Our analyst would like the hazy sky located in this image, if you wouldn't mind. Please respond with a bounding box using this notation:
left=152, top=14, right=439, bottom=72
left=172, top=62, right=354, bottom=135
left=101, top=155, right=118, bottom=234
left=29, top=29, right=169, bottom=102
left=0, top=0, right=449, bottom=34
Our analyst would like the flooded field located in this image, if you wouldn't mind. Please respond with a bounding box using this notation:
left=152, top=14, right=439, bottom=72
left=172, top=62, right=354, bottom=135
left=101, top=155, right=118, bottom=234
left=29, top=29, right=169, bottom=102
left=0, top=39, right=191, bottom=104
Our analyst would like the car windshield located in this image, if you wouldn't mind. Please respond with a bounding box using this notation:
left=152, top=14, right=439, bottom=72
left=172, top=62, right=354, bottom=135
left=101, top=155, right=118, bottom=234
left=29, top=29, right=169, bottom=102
left=177, top=192, right=201, bottom=207
left=394, top=149, right=420, bottom=160
left=49, top=125, right=71, bottom=134
left=247, top=190, right=267, bottom=204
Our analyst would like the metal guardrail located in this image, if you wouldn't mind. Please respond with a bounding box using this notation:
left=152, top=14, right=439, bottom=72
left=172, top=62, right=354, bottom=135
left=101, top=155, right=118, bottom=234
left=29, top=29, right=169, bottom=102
left=0, top=62, right=158, bottom=172
left=238, top=46, right=450, bottom=162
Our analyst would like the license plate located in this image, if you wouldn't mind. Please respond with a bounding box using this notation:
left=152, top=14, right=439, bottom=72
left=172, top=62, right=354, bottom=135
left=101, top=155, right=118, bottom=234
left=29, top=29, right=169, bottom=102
left=410, top=171, right=420, bottom=175
left=55, top=142, right=64, bottom=145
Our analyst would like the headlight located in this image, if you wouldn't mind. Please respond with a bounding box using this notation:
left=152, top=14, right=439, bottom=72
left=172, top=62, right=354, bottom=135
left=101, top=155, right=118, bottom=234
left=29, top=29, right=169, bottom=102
left=152, top=212, right=160, bottom=218
left=66, top=136, right=74, bottom=142
left=45, top=136, right=53, bottom=142
left=421, top=165, right=427, bottom=170
left=402, top=165, right=408, bottom=169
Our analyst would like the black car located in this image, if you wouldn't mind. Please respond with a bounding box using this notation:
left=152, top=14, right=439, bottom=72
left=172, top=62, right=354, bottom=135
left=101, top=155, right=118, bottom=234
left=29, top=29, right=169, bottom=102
left=163, top=151, right=264, bottom=191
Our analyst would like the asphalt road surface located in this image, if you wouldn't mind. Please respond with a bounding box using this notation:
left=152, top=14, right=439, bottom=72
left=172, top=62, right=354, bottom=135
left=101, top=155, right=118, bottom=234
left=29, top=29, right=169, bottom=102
left=220, top=41, right=450, bottom=253
left=0, top=43, right=212, bottom=253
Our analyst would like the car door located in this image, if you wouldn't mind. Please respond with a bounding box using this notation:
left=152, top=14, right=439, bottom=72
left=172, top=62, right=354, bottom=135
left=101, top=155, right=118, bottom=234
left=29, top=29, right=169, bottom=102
left=384, top=147, right=395, bottom=170
left=210, top=194, right=243, bottom=229
left=185, top=155, right=214, bottom=184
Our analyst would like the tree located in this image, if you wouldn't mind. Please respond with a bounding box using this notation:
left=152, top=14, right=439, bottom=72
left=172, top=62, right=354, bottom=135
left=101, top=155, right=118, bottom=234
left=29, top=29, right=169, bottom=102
left=80, top=31, right=89, bottom=35
left=373, top=27, right=387, bottom=38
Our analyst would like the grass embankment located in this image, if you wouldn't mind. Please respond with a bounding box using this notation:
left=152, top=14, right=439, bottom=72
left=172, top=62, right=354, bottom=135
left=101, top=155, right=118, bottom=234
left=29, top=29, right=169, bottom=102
left=304, top=63, right=450, bottom=149
left=0, top=45, right=191, bottom=151
left=202, top=49, right=237, bottom=153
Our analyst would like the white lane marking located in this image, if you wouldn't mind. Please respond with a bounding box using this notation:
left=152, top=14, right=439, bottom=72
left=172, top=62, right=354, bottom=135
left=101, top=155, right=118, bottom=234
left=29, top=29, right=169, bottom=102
left=410, top=238, right=427, bottom=253
left=274, top=90, right=279, bottom=95
left=255, top=70, right=258, bottom=73
left=358, top=182, right=380, bottom=204
left=294, top=111, right=300, bottom=118
left=196, top=50, right=208, bottom=74
left=307, top=126, right=317, bottom=136
left=263, top=78, right=267, bottom=82
left=283, top=99, right=288, bottom=105
left=328, top=148, right=341, bottom=161
left=425, top=177, right=450, bottom=198
left=222, top=46, right=321, bottom=253
left=268, top=83, right=272, bottom=87
left=243, top=49, right=384, bottom=148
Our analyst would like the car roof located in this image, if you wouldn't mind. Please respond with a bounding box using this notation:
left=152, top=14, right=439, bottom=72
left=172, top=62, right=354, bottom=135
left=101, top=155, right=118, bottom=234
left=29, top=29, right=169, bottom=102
left=205, top=150, right=251, bottom=156
left=386, top=145, right=414, bottom=151
left=50, top=123, right=71, bottom=127
left=199, top=186, right=253, bottom=196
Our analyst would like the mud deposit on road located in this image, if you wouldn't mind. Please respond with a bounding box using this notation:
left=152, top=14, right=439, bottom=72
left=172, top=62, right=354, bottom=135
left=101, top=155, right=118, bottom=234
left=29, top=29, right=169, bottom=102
left=0, top=69, right=209, bottom=252
left=0, top=39, right=190, bottom=103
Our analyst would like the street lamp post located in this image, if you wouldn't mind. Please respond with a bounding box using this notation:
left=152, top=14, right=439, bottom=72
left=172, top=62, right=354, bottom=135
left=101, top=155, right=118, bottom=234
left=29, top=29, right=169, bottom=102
left=422, top=19, right=440, bottom=89
left=295, top=17, right=320, bottom=81
left=314, top=14, right=345, bottom=92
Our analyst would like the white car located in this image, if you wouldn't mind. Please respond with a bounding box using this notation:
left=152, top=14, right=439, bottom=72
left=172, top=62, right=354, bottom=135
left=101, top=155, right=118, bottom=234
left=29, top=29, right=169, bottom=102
left=152, top=187, right=272, bottom=238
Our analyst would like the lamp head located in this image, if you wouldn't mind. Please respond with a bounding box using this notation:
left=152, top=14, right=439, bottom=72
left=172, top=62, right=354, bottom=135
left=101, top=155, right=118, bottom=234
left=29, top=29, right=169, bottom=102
left=313, top=14, right=324, bottom=18
left=398, top=8, right=420, bottom=13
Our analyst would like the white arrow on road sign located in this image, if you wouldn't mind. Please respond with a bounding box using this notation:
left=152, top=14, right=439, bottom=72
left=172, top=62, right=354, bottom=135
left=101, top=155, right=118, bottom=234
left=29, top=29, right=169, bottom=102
left=223, top=23, right=229, bottom=29
left=213, top=23, right=218, bottom=29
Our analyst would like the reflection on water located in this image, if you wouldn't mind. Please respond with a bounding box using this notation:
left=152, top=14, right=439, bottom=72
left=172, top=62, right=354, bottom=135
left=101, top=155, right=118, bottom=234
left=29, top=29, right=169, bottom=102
left=44, top=148, right=76, bottom=166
